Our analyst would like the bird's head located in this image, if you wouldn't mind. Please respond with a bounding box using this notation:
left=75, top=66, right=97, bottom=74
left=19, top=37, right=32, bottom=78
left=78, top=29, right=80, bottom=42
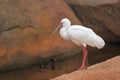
left=61, top=18, right=71, bottom=27
left=50, top=18, right=71, bottom=37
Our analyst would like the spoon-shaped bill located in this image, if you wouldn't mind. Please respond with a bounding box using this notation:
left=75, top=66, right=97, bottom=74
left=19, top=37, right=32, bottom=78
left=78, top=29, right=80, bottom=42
left=50, top=23, right=62, bottom=37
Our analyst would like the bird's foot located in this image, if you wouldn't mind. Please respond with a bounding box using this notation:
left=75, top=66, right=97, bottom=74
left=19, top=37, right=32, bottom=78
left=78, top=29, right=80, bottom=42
left=79, top=66, right=87, bottom=70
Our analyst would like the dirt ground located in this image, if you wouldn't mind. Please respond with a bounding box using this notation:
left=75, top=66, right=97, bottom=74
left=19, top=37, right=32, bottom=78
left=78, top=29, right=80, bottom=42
left=51, top=55, right=120, bottom=80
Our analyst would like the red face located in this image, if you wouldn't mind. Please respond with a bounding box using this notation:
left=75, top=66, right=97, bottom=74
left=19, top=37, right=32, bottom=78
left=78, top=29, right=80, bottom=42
left=59, top=22, right=63, bottom=27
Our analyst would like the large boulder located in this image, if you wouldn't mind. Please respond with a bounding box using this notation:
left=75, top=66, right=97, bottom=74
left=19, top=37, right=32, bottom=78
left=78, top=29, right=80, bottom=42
left=65, top=0, right=120, bottom=6
left=65, top=0, right=120, bottom=42
left=52, top=56, right=120, bottom=80
left=0, top=0, right=81, bottom=72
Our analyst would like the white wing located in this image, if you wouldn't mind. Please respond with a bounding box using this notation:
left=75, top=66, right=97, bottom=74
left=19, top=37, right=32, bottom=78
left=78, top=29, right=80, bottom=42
left=67, top=25, right=105, bottom=49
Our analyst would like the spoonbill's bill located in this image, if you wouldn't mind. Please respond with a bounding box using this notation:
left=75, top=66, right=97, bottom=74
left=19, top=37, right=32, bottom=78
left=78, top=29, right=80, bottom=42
left=51, top=18, right=105, bottom=70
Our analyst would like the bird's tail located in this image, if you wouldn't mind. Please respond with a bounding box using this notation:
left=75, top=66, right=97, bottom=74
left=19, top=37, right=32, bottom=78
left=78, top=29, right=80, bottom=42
left=95, top=35, right=105, bottom=49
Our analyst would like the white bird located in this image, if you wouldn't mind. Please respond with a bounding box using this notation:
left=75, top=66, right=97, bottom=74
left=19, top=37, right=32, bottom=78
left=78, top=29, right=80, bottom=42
left=51, top=18, right=105, bottom=70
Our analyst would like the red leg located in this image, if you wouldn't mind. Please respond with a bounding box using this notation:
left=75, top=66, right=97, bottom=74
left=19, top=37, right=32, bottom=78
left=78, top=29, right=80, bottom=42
left=79, top=46, right=88, bottom=70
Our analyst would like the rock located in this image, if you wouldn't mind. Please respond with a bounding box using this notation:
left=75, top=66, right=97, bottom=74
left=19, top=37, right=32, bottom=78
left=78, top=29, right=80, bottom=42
left=65, top=0, right=120, bottom=42
left=0, top=0, right=81, bottom=72
left=51, top=56, right=120, bottom=80
left=64, top=0, right=120, bottom=6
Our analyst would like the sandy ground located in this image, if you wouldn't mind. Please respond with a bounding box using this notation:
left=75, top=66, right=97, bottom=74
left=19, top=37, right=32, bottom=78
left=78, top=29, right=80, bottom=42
left=51, top=55, right=120, bottom=80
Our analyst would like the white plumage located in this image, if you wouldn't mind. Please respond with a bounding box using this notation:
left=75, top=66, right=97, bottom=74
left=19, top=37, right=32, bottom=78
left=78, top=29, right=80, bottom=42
left=60, top=25, right=105, bottom=49
left=59, top=18, right=105, bottom=49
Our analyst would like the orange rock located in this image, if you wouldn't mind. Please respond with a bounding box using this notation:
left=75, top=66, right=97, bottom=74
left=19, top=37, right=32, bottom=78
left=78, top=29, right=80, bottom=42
left=52, top=56, right=120, bottom=80
left=0, top=0, right=80, bottom=72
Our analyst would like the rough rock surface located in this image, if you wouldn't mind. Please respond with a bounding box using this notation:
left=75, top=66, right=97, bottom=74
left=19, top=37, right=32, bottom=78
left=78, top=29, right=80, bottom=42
left=65, top=0, right=120, bottom=42
left=52, top=56, right=120, bottom=80
left=0, top=0, right=81, bottom=72
left=65, top=0, right=120, bottom=6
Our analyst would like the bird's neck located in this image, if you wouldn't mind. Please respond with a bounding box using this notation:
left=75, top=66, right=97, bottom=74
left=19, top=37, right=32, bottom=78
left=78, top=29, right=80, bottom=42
left=60, top=26, right=70, bottom=40
left=62, top=24, right=70, bottom=29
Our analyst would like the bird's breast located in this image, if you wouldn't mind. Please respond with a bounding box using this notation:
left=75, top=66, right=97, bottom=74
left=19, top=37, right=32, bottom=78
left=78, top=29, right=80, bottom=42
left=60, top=27, right=70, bottom=40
